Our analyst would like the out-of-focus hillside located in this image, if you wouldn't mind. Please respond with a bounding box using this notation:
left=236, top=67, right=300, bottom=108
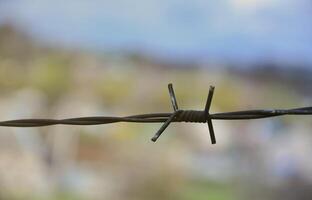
left=0, top=24, right=312, bottom=200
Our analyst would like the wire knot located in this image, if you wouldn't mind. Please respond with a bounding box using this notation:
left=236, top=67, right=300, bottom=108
left=175, top=110, right=206, bottom=123
left=151, top=84, right=216, bottom=144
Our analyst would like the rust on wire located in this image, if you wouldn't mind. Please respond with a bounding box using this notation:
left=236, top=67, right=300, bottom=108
left=1, top=83, right=312, bottom=144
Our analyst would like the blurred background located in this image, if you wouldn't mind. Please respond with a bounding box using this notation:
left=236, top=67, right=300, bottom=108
left=0, top=0, right=312, bottom=199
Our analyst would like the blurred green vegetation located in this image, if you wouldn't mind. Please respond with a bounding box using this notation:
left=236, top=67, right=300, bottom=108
left=0, top=24, right=310, bottom=200
left=178, top=181, right=237, bottom=200
left=29, top=56, right=72, bottom=99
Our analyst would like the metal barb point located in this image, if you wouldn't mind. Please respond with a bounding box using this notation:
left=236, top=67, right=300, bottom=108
left=205, top=86, right=216, bottom=144
left=151, top=111, right=181, bottom=142
left=168, top=83, right=179, bottom=111
left=151, top=83, right=180, bottom=142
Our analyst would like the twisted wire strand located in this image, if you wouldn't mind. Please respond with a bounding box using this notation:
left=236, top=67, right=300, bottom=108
left=1, top=106, right=312, bottom=127
left=1, top=83, right=312, bottom=144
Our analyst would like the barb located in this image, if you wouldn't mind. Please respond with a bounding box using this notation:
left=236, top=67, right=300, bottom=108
left=1, top=83, right=312, bottom=144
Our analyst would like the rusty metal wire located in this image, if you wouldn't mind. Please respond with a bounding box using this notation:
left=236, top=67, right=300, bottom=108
left=1, top=83, right=312, bottom=144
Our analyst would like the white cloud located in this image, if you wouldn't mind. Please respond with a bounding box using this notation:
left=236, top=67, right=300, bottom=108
left=230, top=0, right=281, bottom=12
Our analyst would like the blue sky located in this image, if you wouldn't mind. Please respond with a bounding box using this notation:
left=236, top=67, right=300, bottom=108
left=0, top=0, right=312, bottom=65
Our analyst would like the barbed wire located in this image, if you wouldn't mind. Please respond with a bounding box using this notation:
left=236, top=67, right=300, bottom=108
left=1, top=83, right=312, bottom=144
